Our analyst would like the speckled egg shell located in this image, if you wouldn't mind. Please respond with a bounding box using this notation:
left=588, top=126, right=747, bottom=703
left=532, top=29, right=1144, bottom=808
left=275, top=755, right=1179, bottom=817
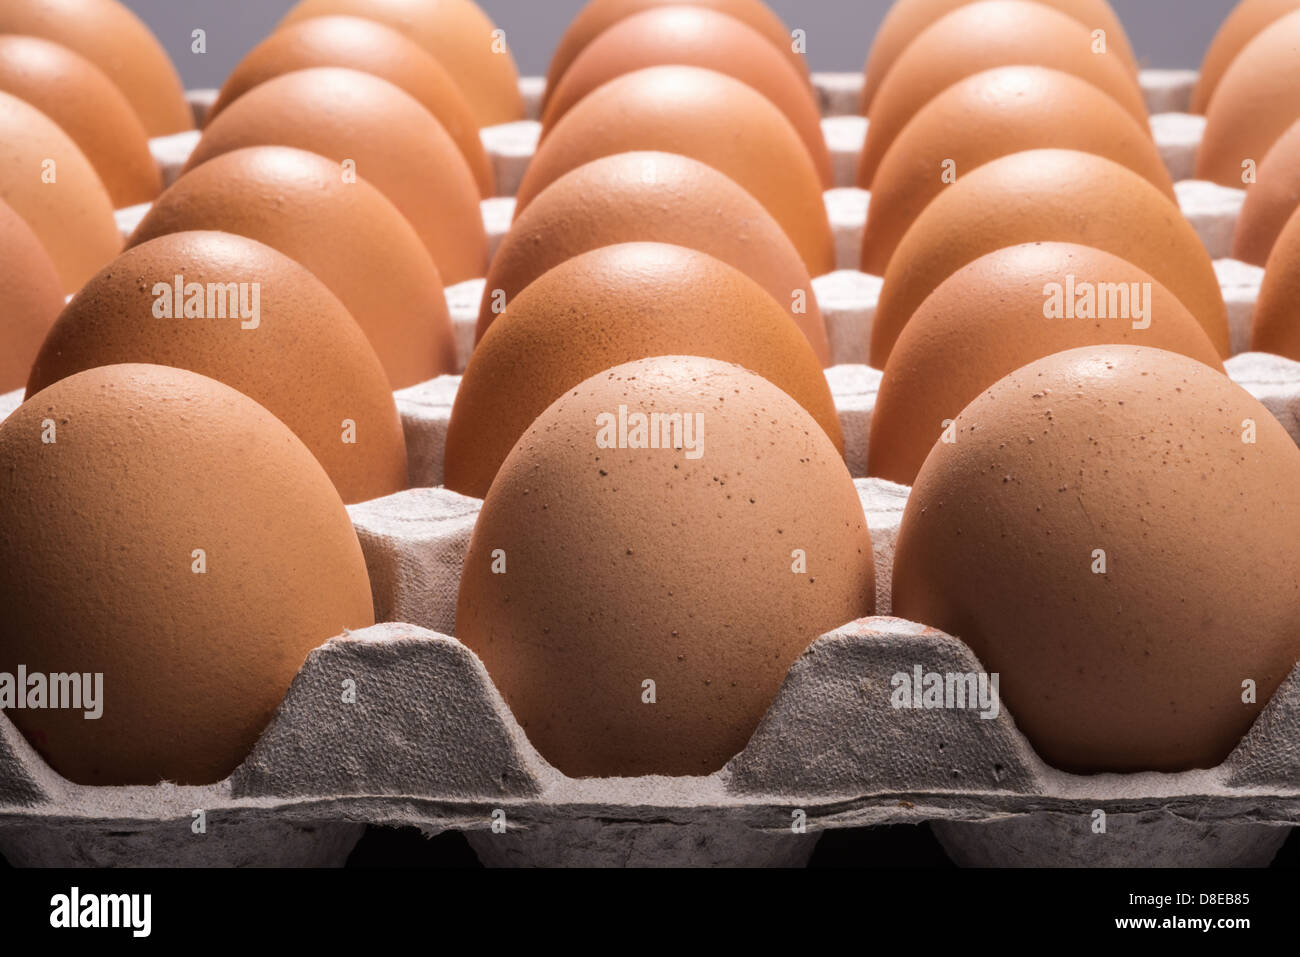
left=0, top=35, right=161, bottom=207
left=456, top=355, right=874, bottom=777
left=446, top=242, right=842, bottom=499
left=893, top=345, right=1300, bottom=772
left=1231, top=118, right=1300, bottom=266
left=279, top=0, right=524, bottom=126
left=1192, top=0, right=1300, bottom=113
left=0, top=363, right=375, bottom=785
left=542, top=6, right=831, bottom=187
left=208, top=16, right=493, bottom=196
left=869, top=150, right=1230, bottom=367
left=0, top=198, right=63, bottom=392
left=478, top=151, right=829, bottom=364
left=27, top=231, right=407, bottom=504
left=515, top=66, right=834, bottom=277
left=184, top=67, right=488, bottom=285
left=0, top=0, right=191, bottom=134
left=861, top=66, right=1174, bottom=276
left=869, top=243, right=1227, bottom=485
left=858, top=0, right=1147, bottom=187
left=1250, top=204, right=1300, bottom=359
left=129, top=146, right=456, bottom=388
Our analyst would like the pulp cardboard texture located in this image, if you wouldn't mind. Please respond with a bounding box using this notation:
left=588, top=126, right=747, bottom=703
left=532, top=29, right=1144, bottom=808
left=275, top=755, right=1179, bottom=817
left=2, top=69, right=1298, bottom=869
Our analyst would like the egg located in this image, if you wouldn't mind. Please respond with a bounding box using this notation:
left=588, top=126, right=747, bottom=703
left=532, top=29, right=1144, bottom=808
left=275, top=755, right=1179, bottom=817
left=515, top=66, right=835, bottom=277
left=208, top=16, right=493, bottom=196
left=0, top=35, right=161, bottom=207
left=185, top=67, right=488, bottom=285
left=1196, top=9, right=1300, bottom=186
left=857, top=0, right=1147, bottom=187
left=445, top=242, right=842, bottom=499
left=861, top=0, right=1139, bottom=112
left=1232, top=119, right=1300, bottom=266
left=861, top=66, right=1174, bottom=276
left=0, top=364, right=375, bottom=784
left=128, top=146, right=457, bottom=389
left=0, top=90, right=119, bottom=294
left=893, top=345, right=1300, bottom=772
left=27, top=231, right=407, bottom=505
left=545, top=0, right=810, bottom=102
left=1191, top=0, right=1300, bottom=113
left=456, top=355, right=874, bottom=776
left=869, top=243, right=1226, bottom=485
left=869, top=150, right=1230, bottom=366
left=0, top=0, right=191, bottom=135
left=541, top=6, right=831, bottom=187
left=0, top=199, right=63, bottom=393
left=279, top=0, right=524, bottom=126
left=1250, top=204, right=1300, bottom=359
left=478, top=151, right=830, bottom=364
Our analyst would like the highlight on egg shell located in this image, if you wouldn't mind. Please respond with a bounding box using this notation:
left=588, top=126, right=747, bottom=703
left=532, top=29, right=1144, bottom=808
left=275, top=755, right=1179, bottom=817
left=1191, top=0, right=1300, bottom=113
left=1231, top=118, right=1300, bottom=266
left=0, top=198, right=64, bottom=393
left=1250, top=202, right=1300, bottom=361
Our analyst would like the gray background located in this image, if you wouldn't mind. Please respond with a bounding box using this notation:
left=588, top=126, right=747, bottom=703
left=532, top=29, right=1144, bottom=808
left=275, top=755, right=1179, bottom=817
left=121, top=0, right=1240, bottom=89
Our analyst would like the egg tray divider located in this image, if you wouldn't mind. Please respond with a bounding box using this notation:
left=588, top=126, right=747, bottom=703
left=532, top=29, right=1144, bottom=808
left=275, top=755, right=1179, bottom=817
left=3, top=70, right=1298, bottom=868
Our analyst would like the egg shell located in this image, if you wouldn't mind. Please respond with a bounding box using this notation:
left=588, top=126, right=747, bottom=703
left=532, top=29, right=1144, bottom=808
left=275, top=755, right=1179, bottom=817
left=26, top=231, right=408, bottom=505
left=1250, top=204, right=1300, bottom=359
left=0, top=0, right=191, bottom=135
left=129, top=146, right=457, bottom=389
left=0, top=90, right=119, bottom=294
left=515, top=66, right=834, bottom=277
left=861, top=0, right=1139, bottom=112
left=0, top=198, right=63, bottom=392
left=477, top=151, right=829, bottom=364
left=208, top=16, right=493, bottom=196
left=185, top=67, right=488, bottom=285
left=456, top=355, right=874, bottom=777
left=0, top=35, right=161, bottom=207
left=1191, top=0, right=1300, bottom=113
left=279, top=0, right=524, bottom=126
left=869, top=149, right=1230, bottom=367
left=541, top=6, right=831, bottom=187
left=544, top=0, right=810, bottom=102
left=1231, top=119, right=1300, bottom=266
left=861, top=66, right=1174, bottom=276
left=0, top=363, right=375, bottom=785
left=445, top=242, right=842, bottom=499
left=869, top=243, right=1227, bottom=485
left=893, top=345, right=1300, bottom=773
left=1196, top=10, right=1300, bottom=187
left=858, top=0, right=1147, bottom=187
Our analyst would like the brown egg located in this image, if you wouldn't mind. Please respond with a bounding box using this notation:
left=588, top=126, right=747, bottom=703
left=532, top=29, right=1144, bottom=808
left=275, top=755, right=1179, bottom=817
left=862, top=0, right=1140, bottom=112
left=445, top=242, right=842, bottom=499
left=0, top=0, right=191, bottom=135
left=0, top=363, right=374, bottom=785
left=869, top=150, right=1230, bottom=367
left=27, top=232, right=407, bottom=504
left=1191, top=0, right=1300, bottom=113
left=0, top=90, right=119, bottom=294
left=456, top=355, right=874, bottom=776
left=0, top=199, right=63, bottom=393
left=478, top=152, right=830, bottom=364
left=129, top=146, right=457, bottom=388
left=542, top=6, right=831, bottom=187
left=1197, top=10, right=1300, bottom=186
left=1250, top=204, right=1300, bottom=359
left=545, top=0, right=810, bottom=102
left=185, top=68, right=488, bottom=284
left=279, top=0, right=524, bottom=126
left=861, top=67, right=1174, bottom=276
left=516, top=66, right=835, bottom=277
left=208, top=16, right=493, bottom=196
left=858, top=0, right=1147, bottom=187
left=0, top=35, right=161, bottom=207
left=869, top=243, right=1226, bottom=485
left=893, top=345, right=1300, bottom=772
left=1231, top=119, right=1300, bottom=266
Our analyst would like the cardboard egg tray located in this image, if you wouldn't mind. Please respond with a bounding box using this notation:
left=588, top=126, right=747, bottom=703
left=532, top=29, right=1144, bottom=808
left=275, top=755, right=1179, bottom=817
left=2, top=69, right=1298, bottom=868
